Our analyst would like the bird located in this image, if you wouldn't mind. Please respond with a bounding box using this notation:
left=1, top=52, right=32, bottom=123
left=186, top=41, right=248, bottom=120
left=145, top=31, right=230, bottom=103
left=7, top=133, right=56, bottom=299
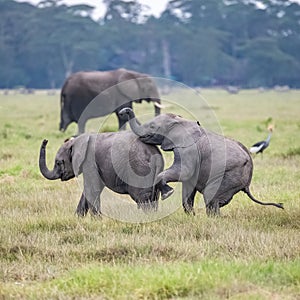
left=250, top=126, right=273, bottom=155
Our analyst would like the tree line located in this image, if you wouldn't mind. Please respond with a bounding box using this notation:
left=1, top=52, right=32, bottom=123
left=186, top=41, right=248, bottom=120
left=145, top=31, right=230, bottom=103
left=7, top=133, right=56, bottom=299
left=1, top=0, right=300, bottom=89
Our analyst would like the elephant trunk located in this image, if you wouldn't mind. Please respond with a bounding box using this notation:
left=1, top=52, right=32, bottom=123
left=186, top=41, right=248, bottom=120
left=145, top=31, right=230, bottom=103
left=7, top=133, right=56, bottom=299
left=118, top=108, right=147, bottom=137
left=39, top=140, right=61, bottom=180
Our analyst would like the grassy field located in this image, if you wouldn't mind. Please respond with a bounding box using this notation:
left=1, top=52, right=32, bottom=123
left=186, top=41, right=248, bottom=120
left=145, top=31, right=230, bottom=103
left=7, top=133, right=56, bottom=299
left=0, top=88, right=299, bottom=299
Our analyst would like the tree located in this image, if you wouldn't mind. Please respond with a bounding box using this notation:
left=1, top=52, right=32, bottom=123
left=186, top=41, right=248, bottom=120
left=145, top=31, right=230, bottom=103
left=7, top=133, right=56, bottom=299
left=103, top=0, right=149, bottom=23
left=1, top=0, right=300, bottom=88
left=240, top=37, right=299, bottom=86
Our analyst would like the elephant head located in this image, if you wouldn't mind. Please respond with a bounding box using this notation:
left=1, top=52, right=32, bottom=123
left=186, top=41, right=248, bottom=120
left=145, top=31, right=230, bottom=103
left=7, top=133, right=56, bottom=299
left=116, top=69, right=162, bottom=116
left=39, top=135, right=90, bottom=181
left=118, top=107, right=200, bottom=151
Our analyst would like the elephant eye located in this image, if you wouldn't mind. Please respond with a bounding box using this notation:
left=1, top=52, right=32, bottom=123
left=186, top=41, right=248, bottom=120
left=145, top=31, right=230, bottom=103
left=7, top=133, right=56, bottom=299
left=150, top=123, right=156, bottom=129
left=56, top=160, right=64, bottom=166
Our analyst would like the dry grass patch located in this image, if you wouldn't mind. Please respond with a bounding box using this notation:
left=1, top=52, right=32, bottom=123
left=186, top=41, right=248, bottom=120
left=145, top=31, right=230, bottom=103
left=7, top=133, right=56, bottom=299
left=0, top=90, right=299, bottom=298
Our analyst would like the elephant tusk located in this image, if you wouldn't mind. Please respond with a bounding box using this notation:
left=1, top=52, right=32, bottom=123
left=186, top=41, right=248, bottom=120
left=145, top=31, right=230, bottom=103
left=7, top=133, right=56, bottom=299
left=154, top=102, right=165, bottom=109
left=64, top=136, right=75, bottom=143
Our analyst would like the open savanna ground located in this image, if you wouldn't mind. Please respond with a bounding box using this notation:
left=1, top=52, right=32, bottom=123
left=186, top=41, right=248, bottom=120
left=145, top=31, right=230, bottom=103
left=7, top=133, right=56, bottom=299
left=0, top=89, right=299, bottom=299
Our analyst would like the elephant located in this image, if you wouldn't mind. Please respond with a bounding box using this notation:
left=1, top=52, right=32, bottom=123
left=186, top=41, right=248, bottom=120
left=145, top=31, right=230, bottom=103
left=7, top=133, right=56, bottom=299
left=39, top=131, right=166, bottom=216
left=59, top=68, right=162, bottom=134
left=119, top=108, right=284, bottom=216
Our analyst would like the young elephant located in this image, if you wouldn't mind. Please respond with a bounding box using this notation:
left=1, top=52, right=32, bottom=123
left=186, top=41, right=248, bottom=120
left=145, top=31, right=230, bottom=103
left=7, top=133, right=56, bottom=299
left=119, top=108, right=284, bottom=216
left=39, top=132, right=165, bottom=216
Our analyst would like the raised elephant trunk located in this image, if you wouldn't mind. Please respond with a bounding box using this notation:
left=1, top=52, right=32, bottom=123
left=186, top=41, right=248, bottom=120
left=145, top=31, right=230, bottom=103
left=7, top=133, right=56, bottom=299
left=118, top=108, right=147, bottom=137
left=39, top=140, right=61, bottom=180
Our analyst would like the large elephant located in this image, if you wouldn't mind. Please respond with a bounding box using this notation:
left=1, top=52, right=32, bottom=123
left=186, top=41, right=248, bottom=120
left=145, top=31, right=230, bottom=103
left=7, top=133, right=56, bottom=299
left=119, top=108, right=284, bottom=216
left=39, top=132, right=165, bottom=216
left=59, top=68, right=161, bottom=134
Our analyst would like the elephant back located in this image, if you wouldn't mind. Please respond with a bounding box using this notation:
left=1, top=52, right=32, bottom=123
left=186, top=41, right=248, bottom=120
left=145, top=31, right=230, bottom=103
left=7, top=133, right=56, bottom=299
left=93, top=132, right=163, bottom=189
left=113, top=132, right=163, bottom=183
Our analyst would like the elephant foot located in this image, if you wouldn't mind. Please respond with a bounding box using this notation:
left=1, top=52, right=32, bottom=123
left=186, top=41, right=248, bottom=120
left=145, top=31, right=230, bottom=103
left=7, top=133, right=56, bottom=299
left=75, top=210, right=87, bottom=217
left=90, top=212, right=102, bottom=219
left=75, top=206, right=88, bottom=217
left=90, top=207, right=102, bottom=217
left=183, top=206, right=195, bottom=216
left=161, top=185, right=174, bottom=200
left=206, top=206, right=220, bottom=217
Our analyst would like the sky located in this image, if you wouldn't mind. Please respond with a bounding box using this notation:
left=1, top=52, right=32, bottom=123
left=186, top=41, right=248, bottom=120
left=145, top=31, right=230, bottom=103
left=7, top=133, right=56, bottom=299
left=17, top=0, right=170, bottom=19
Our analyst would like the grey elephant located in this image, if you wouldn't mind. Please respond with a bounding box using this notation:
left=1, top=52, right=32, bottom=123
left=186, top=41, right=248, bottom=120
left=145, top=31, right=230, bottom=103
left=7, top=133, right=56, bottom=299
left=119, top=108, right=284, bottom=216
left=60, top=68, right=162, bottom=134
left=39, top=132, right=166, bottom=216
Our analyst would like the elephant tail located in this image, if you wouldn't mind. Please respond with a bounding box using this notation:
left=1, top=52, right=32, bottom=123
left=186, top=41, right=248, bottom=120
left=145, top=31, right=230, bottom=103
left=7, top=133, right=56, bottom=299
left=243, top=187, right=284, bottom=209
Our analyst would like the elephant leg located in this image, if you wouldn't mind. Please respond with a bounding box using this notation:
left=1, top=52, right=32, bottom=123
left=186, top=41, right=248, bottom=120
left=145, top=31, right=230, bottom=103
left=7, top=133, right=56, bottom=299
left=82, top=162, right=105, bottom=215
left=205, top=200, right=220, bottom=217
left=156, top=167, right=180, bottom=200
left=76, top=188, right=104, bottom=216
left=83, top=183, right=104, bottom=216
left=156, top=156, right=195, bottom=200
left=76, top=193, right=89, bottom=217
left=182, top=182, right=197, bottom=215
left=203, top=192, right=221, bottom=216
left=204, top=180, right=241, bottom=216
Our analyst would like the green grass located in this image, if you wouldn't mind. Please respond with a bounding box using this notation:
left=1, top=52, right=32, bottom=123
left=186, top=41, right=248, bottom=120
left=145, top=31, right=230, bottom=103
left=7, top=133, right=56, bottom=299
left=0, top=89, right=300, bottom=299
left=2, top=260, right=299, bottom=299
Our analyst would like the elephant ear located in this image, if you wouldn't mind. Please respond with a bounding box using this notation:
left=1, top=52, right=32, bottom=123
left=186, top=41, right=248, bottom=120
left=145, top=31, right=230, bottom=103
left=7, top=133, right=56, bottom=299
left=161, top=116, right=201, bottom=151
left=71, top=134, right=91, bottom=176
left=116, top=70, right=138, bottom=100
